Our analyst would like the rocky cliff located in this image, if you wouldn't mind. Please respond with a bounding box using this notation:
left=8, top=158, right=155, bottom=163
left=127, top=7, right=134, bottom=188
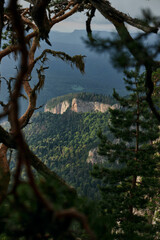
left=44, top=98, right=118, bottom=114
left=44, top=101, right=70, bottom=114
left=87, top=148, right=107, bottom=164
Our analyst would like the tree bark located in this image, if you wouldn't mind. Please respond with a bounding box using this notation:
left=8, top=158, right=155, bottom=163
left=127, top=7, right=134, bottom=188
left=0, top=144, right=10, bottom=203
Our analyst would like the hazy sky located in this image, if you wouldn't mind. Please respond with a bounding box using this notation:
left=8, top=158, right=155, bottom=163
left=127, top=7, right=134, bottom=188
left=19, top=0, right=160, bottom=32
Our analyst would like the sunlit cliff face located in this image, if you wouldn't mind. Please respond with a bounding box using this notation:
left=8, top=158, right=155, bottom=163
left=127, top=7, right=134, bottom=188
left=44, top=98, right=118, bottom=114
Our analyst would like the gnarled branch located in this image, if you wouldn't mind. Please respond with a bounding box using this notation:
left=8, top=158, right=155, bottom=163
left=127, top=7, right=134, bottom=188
left=89, top=0, right=159, bottom=33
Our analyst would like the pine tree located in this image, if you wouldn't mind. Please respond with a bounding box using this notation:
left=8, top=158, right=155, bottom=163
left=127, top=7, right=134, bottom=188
left=93, top=70, right=160, bottom=240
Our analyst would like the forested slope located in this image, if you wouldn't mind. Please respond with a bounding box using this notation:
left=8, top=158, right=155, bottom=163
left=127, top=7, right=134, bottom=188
left=7, top=93, right=116, bottom=198
left=22, top=110, right=111, bottom=199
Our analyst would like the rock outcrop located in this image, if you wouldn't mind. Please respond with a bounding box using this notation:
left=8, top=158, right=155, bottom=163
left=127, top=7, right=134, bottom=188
left=44, top=101, right=70, bottom=114
left=71, top=98, right=114, bottom=113
left=45, top=98, right=118, bottom=114
left=87, top=148, right=107, bottom=164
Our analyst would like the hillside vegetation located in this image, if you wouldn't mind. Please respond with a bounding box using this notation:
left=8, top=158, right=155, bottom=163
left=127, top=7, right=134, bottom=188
left=17, top=93, right=116, bottom=198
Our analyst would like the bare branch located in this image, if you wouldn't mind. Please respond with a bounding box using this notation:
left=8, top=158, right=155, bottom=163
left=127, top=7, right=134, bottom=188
left=89, top=0, right=159, bottom=33
left=0, top=144, right=10, bottom=203
left=86, top=6, right=96, bottom=41
left=51, top=2, right=79, bottom=27
left=0, top=126, right=16, bottom=148
left=0, top=0, right=4, bottom=46
left=21, top=8, right=37, bottom=30
left=56, top=208, right=96, bottom=240
left=35, top=49, right=85, bottom=73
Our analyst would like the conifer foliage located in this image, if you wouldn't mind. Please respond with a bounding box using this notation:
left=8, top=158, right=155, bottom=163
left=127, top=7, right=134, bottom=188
left=93, top=71, right=160, bottom=240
